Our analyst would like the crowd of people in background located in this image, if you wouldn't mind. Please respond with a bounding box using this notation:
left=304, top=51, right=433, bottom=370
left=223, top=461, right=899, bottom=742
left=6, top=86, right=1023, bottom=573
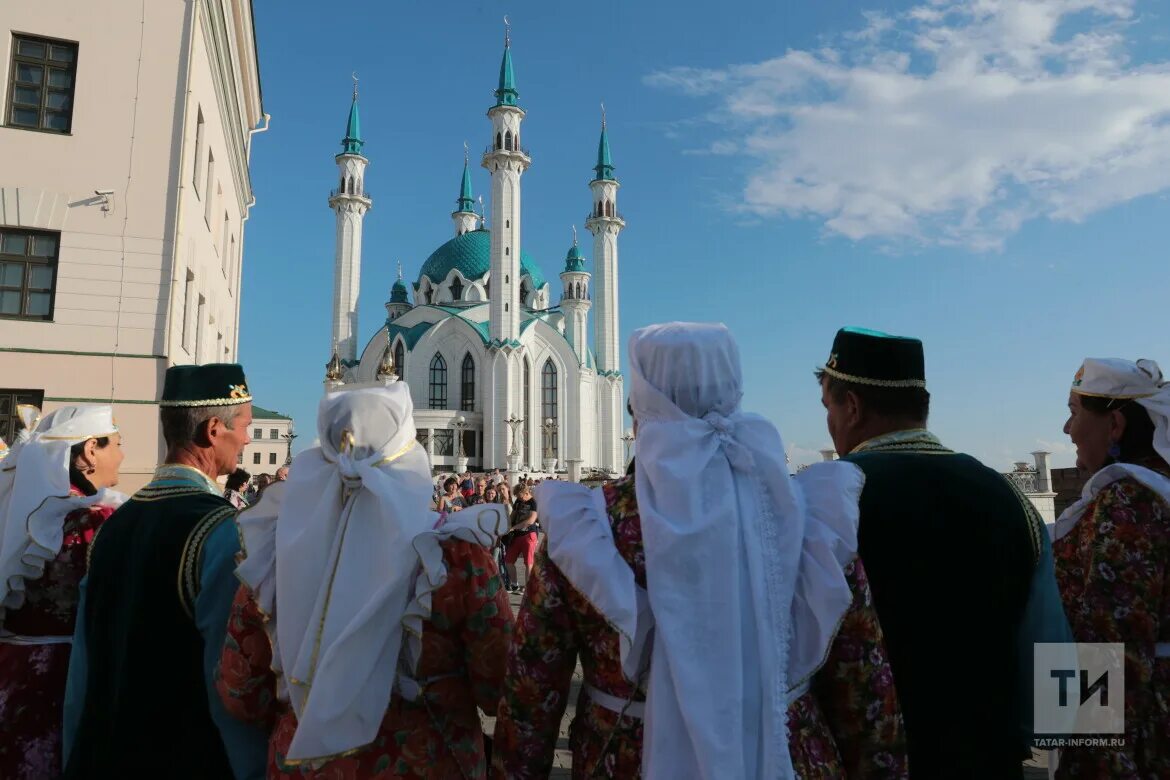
left=0, top=322, right=1166, bottom=780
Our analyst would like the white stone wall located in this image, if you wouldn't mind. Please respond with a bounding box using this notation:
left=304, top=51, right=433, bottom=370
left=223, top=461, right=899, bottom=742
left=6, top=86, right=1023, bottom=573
left=0, top=0, right=261, bottom=491
left=240, top=417, right=293, bottom=475
left=588, top=179, right=622, bottom=373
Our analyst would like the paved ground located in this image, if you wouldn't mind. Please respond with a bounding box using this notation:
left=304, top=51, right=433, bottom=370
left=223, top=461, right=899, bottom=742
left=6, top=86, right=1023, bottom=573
left=490, top=590, right=1054, bottom=779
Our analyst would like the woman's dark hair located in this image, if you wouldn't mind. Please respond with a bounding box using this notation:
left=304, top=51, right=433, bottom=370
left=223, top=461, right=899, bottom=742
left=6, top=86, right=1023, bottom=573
left=69, top=436, right=111, bottom=497
left=1078, top=396, right=1158, bottom=465
left=443, top=477, right=458, bottom=491
left=225, top=468, right=251, bottom=492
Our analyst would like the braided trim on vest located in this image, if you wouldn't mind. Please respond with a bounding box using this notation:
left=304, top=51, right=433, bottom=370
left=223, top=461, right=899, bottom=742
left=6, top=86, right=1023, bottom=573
left=1000, top=476, right=1045, bottom=568
left=177, top=506, right=236, bottom=620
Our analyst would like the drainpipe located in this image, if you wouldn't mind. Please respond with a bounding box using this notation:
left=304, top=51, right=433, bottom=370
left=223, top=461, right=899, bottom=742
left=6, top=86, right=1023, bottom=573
left=234, top=112, right=270, bottom=357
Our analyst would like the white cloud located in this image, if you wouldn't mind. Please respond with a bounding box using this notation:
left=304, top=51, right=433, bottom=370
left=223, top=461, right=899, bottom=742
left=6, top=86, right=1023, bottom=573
left=644, top=0, right=1170, bottom=249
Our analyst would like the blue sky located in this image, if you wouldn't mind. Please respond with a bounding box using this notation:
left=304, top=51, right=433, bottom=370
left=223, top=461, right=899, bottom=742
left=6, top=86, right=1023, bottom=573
left=240, top=0, right=1170, bottom=469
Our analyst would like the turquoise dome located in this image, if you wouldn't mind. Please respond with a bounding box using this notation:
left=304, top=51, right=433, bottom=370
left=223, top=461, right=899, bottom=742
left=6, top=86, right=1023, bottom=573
left=389, top=277, right=409, bottom=303
left=416, top=229, right=545, bottom=290
left=564, top=243, right=586, bottom=272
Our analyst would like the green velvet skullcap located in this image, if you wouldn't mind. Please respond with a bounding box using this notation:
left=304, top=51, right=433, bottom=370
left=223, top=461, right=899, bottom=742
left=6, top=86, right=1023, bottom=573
left=160, top=363, right=253, bottom=407
left=820, top=327, right=926, bottom=389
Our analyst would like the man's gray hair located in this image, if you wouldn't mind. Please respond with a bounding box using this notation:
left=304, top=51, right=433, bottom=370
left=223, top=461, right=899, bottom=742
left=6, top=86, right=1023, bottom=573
left=160, top=404, right=244, bottom=449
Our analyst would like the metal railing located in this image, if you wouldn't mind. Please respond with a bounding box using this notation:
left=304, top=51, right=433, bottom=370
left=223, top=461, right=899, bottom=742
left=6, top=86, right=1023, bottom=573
left=329, top=188, right=371, bottom=200
left=483, top=144, right=532, bottom=158
left=1005, top=470, right=1039, bottom=493
left=585, top=210, right=627, bottom=224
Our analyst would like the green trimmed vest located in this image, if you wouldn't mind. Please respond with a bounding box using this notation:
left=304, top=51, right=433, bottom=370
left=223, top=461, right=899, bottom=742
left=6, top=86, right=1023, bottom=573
left=844, top=431, right=1044, bottom=780
left=64, top=466, right=237, bottom=779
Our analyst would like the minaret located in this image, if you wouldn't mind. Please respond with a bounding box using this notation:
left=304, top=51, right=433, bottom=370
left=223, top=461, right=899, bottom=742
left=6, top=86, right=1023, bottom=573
left=385, top=262, right=412, bottom=322
left=559, top=226, right=591, bottom=364
left=481, top=19, right=531, bottom=470
left=452, top=144, right=479, bottom=236
left=585, top=105, right=625, bottom=473
left=481, top=19, right=530, bottom=345
left=327, top=76, right=372, bottom=366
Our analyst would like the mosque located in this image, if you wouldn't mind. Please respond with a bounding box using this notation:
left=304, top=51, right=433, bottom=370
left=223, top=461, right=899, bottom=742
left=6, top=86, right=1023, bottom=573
left=322, top=26, right=627, bottom=480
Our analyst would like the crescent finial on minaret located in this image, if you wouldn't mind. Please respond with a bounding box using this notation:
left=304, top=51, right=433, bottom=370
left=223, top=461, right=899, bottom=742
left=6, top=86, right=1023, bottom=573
left=504, top=15, right=511, bottom=47
left=572, top=225, right=578, bottom=246
left=601, top=101, right=606, bottom=129
left=351, top=71, right=359, bottom=100
left=397, top=260, right=403, bottom=281
left=464, top=140, right=469, bottom=164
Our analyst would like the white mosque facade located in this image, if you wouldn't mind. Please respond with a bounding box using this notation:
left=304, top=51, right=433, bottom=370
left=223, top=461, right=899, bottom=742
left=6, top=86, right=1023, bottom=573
left=324, top=30, right=626, bottom=479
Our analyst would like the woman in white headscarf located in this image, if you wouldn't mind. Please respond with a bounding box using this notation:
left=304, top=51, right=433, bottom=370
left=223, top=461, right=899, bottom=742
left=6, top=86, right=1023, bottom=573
left=0, top=404, right=123, bottom=778
left=1052, top=358, right=1170, bottom=779
left=493, top=322, right=907, bottom=779
left=215, top=384, right=514, bottom=779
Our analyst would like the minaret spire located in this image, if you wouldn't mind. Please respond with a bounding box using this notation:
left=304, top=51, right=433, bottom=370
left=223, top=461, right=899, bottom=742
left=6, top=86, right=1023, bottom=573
left=594, top=102, right=615, bottom=181
left=452, top=144, right=478, bottom=236
left=495, top=16, right=519, bottom=107
left=341, top=72, right=363, bottom=155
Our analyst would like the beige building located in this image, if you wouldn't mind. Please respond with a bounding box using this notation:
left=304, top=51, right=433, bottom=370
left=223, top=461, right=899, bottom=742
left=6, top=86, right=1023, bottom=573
left=238, top=405, right=294, bottom=477
left=0, top=1, right=265, bottom=491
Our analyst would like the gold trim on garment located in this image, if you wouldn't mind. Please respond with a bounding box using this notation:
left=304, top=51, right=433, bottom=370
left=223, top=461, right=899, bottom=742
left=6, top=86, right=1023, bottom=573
left=158, top=395, right=253, bottom=408
left=177, top=506, right=236, bottom=620
left=1071, top=388, right=1158, bottom=400
left=820, top=365, right=927, bottom=389
left=849, top=429, right=953, bottom=456
left=37, top=427, right=120, bottom=441
left=371, top=439, right=417, bottom=467
left=1000, top=476, right=1046, bottom=567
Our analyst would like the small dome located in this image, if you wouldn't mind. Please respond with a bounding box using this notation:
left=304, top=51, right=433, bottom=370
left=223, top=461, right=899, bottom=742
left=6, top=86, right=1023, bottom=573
left=563, top=243, right=586, bottom=272
left=390, top=277, right=409, bottom=303
left=416, top=229, right=545, bottom=290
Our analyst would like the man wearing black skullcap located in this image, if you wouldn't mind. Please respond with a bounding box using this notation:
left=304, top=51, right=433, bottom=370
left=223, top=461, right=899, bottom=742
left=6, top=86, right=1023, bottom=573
left=63, top=364, right=267, bottom=779
left=816, top=328, right=1071, bottom=779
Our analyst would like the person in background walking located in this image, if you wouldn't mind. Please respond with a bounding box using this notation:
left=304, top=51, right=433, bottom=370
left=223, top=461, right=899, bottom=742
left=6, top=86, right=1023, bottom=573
left=504, top=485, right=539, bottom=594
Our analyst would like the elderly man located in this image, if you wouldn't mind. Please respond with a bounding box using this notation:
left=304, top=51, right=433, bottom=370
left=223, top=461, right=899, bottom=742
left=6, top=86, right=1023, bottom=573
left=815, top=328, right=1071, bottom=779
left=273, top=465, right=288, bottom=481
left=63, top=364, right=267, bottom=779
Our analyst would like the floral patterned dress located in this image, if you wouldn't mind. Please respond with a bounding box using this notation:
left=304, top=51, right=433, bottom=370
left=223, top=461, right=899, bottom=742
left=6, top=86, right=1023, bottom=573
left=492, top=474, right=908, bottom=779
left=0, top=488, right=113, bottom=780
left=1052, top=467, right=1170, bottom=779
left=216, top=538, right=513, bottom=779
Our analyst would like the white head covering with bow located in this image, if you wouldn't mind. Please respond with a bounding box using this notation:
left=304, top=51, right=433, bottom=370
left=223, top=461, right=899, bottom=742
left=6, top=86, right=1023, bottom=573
left=630, top=322, right=803, bottom=779
left=1072, top=357, right=1170, bottom=466
left=235, top=383, right=505, bottom=762
left=0, top=404, right=122, bottom=628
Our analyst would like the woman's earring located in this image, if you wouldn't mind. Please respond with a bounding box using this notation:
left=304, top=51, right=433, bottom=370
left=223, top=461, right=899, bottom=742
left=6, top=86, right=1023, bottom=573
left=1107, top=441, right=1122, bottom=460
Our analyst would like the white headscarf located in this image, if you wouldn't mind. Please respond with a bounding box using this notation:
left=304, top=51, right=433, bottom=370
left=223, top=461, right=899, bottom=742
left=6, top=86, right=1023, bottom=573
left=630, top=322, right=803, bottom=779
left=0, top=404, right=122, bottom=628
left=1072, top=357, right=1170, bottom=466
left=235, top=384, right=506, bottom=762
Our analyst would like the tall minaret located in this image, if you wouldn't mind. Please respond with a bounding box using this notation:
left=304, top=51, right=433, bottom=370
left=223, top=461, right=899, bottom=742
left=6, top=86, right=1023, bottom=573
left=481, top=20, right=531, bottom=470
left=481, top=19, right=529, bottom=344
left=452, top=144, right=479, bottom=236
left=585, top=105, right=625, bottom=472
left=328, top=77, right=372, bottom=366
left=559, top=226, right=591, bottom=363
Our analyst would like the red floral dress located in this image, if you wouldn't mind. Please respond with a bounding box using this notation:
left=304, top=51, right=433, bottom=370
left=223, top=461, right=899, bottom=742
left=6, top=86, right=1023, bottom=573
left=492, top=474, right=908, bottom=779
left=1052, top=469, right=1170, bottom=779
left=0, top=489, right=113, bottom=780
left=216, top=538, right=513, bottom=779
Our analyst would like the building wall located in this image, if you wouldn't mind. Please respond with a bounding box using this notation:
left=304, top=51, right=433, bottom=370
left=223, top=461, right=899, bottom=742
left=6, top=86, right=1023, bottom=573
left=239, top=416, right=293, bottom=476
left=0, top=0, right=262, bottom=492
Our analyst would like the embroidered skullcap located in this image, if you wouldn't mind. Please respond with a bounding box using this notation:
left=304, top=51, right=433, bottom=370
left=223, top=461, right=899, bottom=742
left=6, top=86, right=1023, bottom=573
left=820, top=327, right=926, bottom=389
left=160, top=363, right=252, bottom=407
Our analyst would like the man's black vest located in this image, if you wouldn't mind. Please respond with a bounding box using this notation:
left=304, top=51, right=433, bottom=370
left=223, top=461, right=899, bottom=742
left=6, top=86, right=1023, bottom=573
left=845, top=446, right=1042, bottom=780
left=64, top=474, right=237, bottom=779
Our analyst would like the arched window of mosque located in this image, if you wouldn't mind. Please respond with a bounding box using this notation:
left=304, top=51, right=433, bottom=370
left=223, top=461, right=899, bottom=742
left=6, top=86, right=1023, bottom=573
left=427, top=288, right=436, bottom=304
left=542, top=359, right=558, bottom=452
left=461, top=353, right=475, bottom=412
left=394, top=340, right=405, bottom=380
left=505, top=130, right=513, bottom=151
left=428, top=354, right=447, bottom=409
left=519, top=280, right=529, bottom=304
left=339, top=176, right=345, bottom=194
left=496, top=132, right=502, bottom=150
left=505, top=247, right=509, bottom=256
left=449, top=276, right=464, bottom=300
left=524, top=357, right=531, bottom=459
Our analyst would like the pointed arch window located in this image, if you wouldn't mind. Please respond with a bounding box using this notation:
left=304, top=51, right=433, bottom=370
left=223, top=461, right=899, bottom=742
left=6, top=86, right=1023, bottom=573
left=428, top=353, right=447, bottom=409
left=523, top=357, right=531, bottom=463
left=495, top=132, right=502, bottom=150
left=504, top=130, right=513, bottom=151
left=542, top=359, right=558, bottom=452
left=393, top=340, right=405, bottom=380
left=449, top=276, right=464, bottom=301
left=461, top=353, right=475, bottom=412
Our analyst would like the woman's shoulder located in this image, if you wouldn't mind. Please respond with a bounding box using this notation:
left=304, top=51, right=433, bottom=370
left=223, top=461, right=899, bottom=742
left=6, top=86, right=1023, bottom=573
left=1097, top=473, right=1170, bottom=514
